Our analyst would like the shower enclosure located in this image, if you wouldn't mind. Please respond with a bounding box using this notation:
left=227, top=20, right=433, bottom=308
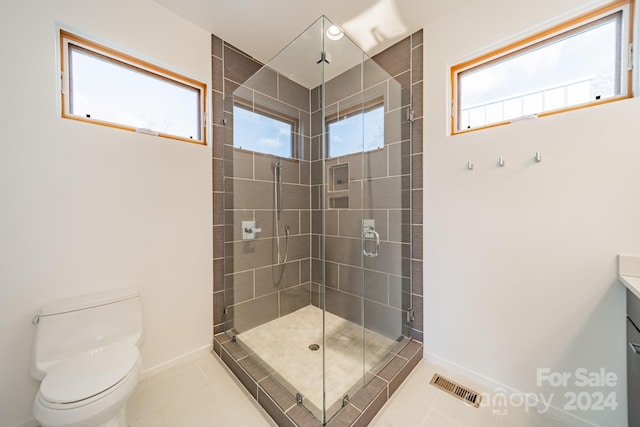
left=220, top=17, right=415, bottom=424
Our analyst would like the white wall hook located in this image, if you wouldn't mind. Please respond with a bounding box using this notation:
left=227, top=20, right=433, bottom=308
left=498, top=156, right=505, bottom=167
left=535, top=152, right=542, bottom=162
left=467, top=160, right=474, bottom=170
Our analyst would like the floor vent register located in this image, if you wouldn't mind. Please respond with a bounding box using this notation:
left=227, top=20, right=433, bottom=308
left=430, top=373, right=482, bottom=408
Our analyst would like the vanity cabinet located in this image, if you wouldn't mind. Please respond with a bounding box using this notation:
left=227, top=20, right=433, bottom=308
left=628, top=289, right=640, bottom=427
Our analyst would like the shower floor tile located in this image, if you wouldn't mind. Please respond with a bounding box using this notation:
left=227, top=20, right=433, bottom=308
left=237, top=305, right=398, bottom=419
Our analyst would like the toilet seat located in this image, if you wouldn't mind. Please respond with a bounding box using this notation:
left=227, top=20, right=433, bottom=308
left=39, top=342, right=139, bottom=408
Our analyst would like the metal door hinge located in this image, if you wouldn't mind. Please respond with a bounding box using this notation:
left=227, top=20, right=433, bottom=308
left=407, top=307, right=415, bottom=323
left=406, top=109, right=415, bottom=122
left=342, top=395, right=350, bottom=407
left=628, top=43, right=634, bottom=71
left=316, top=51, right=330, bottom=64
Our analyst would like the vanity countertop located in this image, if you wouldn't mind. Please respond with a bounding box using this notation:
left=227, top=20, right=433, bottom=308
left=618, top=275, right=640, bottom=300
left=618, top=254, right=640, bottom=300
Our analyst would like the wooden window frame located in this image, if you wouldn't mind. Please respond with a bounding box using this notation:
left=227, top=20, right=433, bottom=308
left=60, top=30, right=207, bottom=145
left=450, top=0, right=634, bottom=135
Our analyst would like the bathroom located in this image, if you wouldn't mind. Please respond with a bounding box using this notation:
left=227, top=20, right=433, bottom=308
left=1, top=0, right=639, bottom=426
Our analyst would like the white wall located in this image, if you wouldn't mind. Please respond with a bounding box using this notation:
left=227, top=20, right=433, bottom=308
left=423, top=1, right=639, bottom=425
left=0, top=1, right=212, bottom=426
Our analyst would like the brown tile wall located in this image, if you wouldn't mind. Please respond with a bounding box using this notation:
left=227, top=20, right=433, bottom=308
left=309, top=32, right=424, bottom=342
left=410, top=31, right=424, bottom=342
left=213, top=39, right=312, bottom=335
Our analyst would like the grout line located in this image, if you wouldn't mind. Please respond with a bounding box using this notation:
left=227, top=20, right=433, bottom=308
left=354, top=386, right=385, bottom=422
left=227, top=402, right=244, bottom=427
left=258, top=382, right=298, bottom=424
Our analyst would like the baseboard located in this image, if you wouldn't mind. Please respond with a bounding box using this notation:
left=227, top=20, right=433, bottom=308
left=423, top=351, right=599, bottom=427
left=140, top=343, right=213, bottom=380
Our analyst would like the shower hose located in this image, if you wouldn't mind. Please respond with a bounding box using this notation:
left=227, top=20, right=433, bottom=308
left=274, top=160, right=289, bottom=265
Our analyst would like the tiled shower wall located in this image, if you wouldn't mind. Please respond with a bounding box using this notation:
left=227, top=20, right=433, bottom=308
left=212, top=31, right=423, bottom=340
left=309, top=33, right=423, bottom=342
left=212, top=38, right=312, bottom=334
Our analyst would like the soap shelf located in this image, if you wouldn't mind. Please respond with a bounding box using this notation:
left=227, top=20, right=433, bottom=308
left=329, top=196, right=349, bottom=209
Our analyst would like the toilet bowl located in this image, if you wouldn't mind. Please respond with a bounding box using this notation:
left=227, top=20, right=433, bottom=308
left=30, top=289, right=143, bottom=427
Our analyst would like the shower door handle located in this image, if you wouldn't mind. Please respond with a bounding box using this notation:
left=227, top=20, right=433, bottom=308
left=363, top=229, right=380, bottom=258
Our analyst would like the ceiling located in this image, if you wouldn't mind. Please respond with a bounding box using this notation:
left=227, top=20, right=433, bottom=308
left=154, top=0, right=469, bottom=71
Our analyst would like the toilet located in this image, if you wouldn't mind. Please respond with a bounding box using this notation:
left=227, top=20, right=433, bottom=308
left=30, top=288, right=143, bottom=427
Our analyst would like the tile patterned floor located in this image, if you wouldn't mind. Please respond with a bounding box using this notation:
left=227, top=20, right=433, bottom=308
left=126, top=351, right=572, bottom=427
left=371, top=360, right=571, bottom=427
left=126, top=352, right=276, bottom=427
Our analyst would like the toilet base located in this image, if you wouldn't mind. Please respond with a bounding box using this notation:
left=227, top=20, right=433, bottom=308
left=36, top=405, right=128, bottom=427
left=96, top=407, right=126, bottom=427
left=36, top=403, right=128, bottom=427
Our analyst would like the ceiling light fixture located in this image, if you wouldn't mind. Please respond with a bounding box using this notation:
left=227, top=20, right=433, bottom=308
left=326, top=25, right=344, bottom=41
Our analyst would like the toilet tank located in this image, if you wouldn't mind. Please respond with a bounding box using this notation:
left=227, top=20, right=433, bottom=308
left=31, top=288, right=142, bottom=380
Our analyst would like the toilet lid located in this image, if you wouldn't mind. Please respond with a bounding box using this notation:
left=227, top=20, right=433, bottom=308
left=40, top=342, right=139, bottom=404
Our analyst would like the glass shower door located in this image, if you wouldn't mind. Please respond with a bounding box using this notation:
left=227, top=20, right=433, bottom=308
left=360, top=56, right=413, bottom=379
left=320, top=17, right=411, bottom=422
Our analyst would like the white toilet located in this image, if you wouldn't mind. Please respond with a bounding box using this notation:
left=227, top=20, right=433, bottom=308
left=30, top=288, right=143, bottom=427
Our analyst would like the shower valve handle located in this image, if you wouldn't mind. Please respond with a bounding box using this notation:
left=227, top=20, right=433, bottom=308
left=241, top=221, right=262, bottom=240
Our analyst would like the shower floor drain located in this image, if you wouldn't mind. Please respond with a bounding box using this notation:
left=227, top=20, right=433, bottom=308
left=308, top=344, right=320, bottom=351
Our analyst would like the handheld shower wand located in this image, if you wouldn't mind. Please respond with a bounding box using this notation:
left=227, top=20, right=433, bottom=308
left=273, top=159, right=289, bottom=265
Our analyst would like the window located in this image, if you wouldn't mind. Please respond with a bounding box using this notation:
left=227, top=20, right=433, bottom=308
left=60, top=30, right=207, bottom=144
left=232, top=105, right=295, bottom=158
left=327, top=104, right=384, bottom=158
left=451, top=0, right=632, bottom=134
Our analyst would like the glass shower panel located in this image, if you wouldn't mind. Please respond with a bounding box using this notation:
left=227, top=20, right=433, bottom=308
left=224, top=18, right=326, bottom=422
left=320, top=16, right=368, bottom=422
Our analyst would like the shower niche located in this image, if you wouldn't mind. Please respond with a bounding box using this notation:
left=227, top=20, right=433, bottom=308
left=329, top=164, right=349, bottom=192
left=328, top=163, right=349, bottom=208
left=213, top=16, right=423, bottom=426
